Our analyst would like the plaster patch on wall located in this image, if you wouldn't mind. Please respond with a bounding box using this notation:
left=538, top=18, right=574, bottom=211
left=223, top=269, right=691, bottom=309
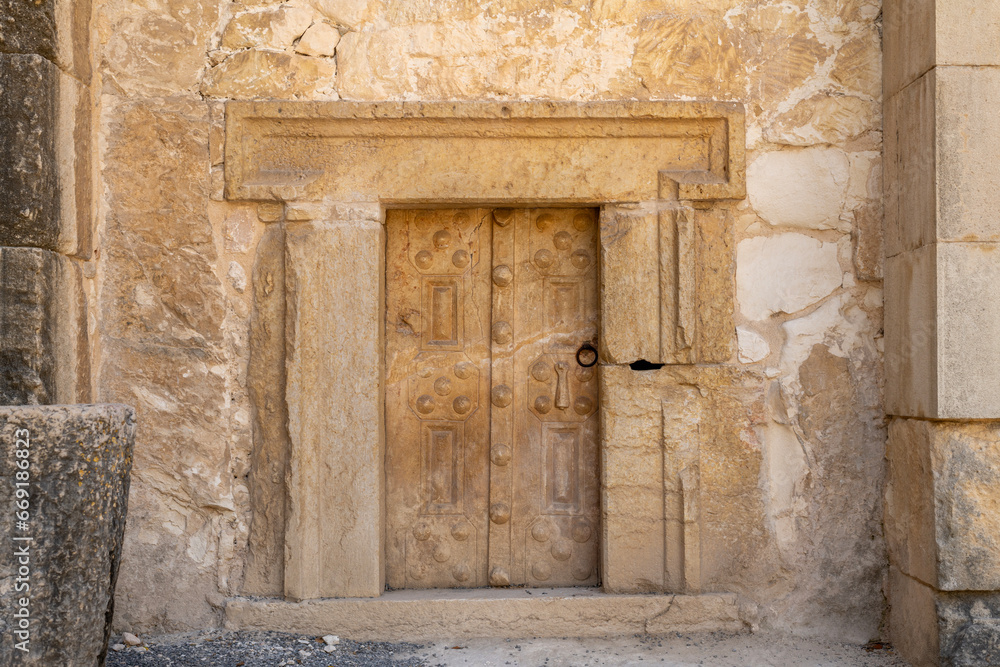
left=736, top=234, right=842, bottom=321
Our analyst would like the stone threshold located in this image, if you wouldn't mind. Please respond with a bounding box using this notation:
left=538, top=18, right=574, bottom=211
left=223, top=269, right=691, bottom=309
left=224, top=588, right=745, bottom=641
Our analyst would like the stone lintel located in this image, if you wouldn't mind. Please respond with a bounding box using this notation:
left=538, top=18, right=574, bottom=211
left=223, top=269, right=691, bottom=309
left=225, top=101, right=745, bottom=204
left=224, top=589, right=743, bottom=641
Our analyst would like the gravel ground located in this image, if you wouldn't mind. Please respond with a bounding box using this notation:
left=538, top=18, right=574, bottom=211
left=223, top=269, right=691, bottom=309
left=105, top=631, right=423, bottom=667
left=104, top=630, right=908, bottom=666
left=414, top=634, right=908, bottom=666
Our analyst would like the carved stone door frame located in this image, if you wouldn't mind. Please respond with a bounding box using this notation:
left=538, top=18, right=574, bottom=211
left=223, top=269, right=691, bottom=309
left=226, top=101, right=746, bottom=601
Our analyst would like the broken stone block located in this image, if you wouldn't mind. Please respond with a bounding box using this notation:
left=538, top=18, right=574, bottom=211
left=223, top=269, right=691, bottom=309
left=221, top=5, right=314, bottom=51
left=295, top=22, right=340, bottom=57
left=0, top=404, right=136, bottom=666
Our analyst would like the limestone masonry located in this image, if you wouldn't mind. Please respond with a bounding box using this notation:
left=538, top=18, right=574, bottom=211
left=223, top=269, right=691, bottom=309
left=2, top=0, right=999, bottom=665
left=99, top=0, right=885, bottom=642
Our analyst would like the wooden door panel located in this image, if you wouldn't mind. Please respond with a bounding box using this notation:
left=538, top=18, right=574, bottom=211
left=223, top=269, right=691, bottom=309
left=511, top=209, right=600, bottom=587
left=385, top=209, right=491, bottom=589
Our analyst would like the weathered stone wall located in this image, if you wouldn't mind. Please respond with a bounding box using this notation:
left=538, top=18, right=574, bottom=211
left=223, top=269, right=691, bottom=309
left=0, top=0, right=93, bottom=406
left=92, top=0, right=886, bottom=642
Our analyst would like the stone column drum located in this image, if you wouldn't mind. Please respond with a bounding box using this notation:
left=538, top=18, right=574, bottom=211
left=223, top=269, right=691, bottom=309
left=0, top=405, right=135, bottom=666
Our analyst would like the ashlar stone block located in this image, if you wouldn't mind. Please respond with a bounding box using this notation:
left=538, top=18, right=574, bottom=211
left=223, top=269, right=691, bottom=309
left=937, top=0, right=1000, bottom=69
left=936, top=68, right=1000, bottom=246
left=938, top=591, right=1000, bottom=667
left=886, top=242, right=1000, bottom=420
left=884, top=245, right=936, bottom=418
left=885, top=419, right=939, bottom=587
left=0, top=0, right=56, bottom=59
left=889, top=568, right=1000, bottom=667
left=599, top=204, right=660, bottom=365
left=0, top=55, right=57, bottom=250
left=936, top=242, right=1000, bottom=418
left=244, top=224, right=288, bottom=596
left=0, top=54, right=90, bottom=256
left=225, top=589, right=743, bottom=641
left=600, top=203, right=733, bottom=365
left=886, top=68, right=1000, bottom=256
left=930, top=421, right=1000, bottom=591
left=882, top=0, right=934, bottom=98
left=0, top=247, right=89, bottom=406
left=691, top=206, right=735, bottom=364
left=0, top=0, right=91, bottom=79
left=888, top=565, right=939, bottom=667
left=883, top=68, right=935, bottom=258
left=887, top=419, right=1000, bottom=592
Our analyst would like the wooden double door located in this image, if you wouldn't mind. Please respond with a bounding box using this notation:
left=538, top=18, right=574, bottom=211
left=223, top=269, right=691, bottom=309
left=385, top=208, right=600, bottom=589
